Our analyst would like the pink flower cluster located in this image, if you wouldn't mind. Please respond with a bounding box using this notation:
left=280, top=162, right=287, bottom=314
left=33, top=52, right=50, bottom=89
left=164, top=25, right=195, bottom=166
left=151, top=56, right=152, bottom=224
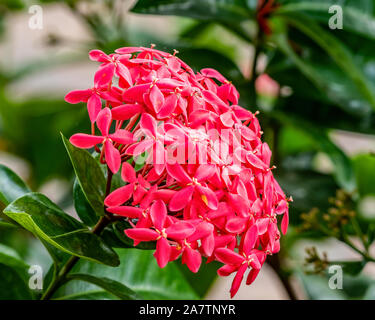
left=66, top=46, right=290, bottom=298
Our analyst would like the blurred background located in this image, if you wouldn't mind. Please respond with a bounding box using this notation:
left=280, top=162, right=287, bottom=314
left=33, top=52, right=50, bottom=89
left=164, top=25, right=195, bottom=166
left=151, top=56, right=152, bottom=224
left=1, top=0, right=375, bottom=299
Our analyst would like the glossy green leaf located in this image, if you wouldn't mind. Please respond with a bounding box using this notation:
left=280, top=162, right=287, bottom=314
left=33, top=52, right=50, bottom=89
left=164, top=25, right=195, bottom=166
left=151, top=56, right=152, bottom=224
left=271, top=23, right=375, bottom=119
left=0, top=264, right=33, bottom=299
left=73, top=179, right=98, bottom=227
left=177, top=258, right=219, bottom=298
left=277, top=1, right=375, bottom=40
left=66, top=274, right=141, bottom=300
left=62, top=134, right=106, bottom=216
left=54, top=249, right=198, bottom=300
left=3, top=192, right=119, bottom=267
left=0, top=243, right=29, bottom=271
left=0, top=164, right=31, bottom=206
left=131, top=0, right=253, bottom=23
left=273, top=14, right=375, bottom=112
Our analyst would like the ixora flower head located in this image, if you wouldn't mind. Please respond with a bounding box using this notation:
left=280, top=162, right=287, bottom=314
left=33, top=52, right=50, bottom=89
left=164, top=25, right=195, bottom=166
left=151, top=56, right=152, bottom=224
left=66, top=46, right=291, bottom=298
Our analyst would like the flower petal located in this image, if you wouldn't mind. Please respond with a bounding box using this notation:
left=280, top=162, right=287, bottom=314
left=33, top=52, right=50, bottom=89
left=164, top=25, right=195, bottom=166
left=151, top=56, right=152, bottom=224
left=230, top=264, right=247, bottom=298
left=70, top=134, right=103, bottom=149
left=125, top=228, right=158, bottom=242
left=106, top=206, right=142, bottom=218
left=104, top=183, right=133, bottom=207
left=183, top=246, right=201, bottom=273
left=96, top=107, right=112, bottom=137
left=140, top=113, right=157, bottom=138
left=121, top=162, right=137, bottom=183
left=94, top=63, right=115, bottom=87
left=215, top=248, right=243, bottom=265
left=87, top=94, right=102, bottom=123
left=150, top=199, right=167, bottom=230
left=169, top=186, right=194, bottom=212
left=166, top=221, right=195, bottom=240
left=65, top=89, right=92, bottom=104
left=154, top=237, right=171, bottom=268
left=104, top=140, right=121, bottom=173
left=109, top=129, right=134, bottom=145
left=111, top=104, right=143, bottom=120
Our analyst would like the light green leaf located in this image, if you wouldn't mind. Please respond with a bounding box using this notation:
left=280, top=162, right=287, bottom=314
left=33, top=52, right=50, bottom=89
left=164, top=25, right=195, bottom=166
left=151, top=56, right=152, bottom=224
left=353, top=154, right=375, bottom=196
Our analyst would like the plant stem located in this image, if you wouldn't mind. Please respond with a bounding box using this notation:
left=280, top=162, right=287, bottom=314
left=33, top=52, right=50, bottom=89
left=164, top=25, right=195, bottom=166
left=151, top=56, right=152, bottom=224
left=267, top=253, right=298, bottom=300
left=41, top=168, right=114, bottom=300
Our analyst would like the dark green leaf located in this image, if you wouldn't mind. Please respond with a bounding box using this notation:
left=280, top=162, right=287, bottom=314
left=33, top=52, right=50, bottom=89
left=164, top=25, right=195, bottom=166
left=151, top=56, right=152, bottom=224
left=73, top=179, right=99, bottom=227
left=62, top=134, right=106, bottom=216
left=0, top=164, right=31, bottom=206
left=0, top=243, right=29, bottom=271
left=131, top=0, right=253, bottom=23
left=3, top=192, right=119, bottom=267
left=0, top=264, right=33, bottom=299
left=55, top=249, right=198, bottom=300
left=329, top=260, right=366, bottom=276
left=273, top=14, right=375, bottom=112
left=66, top=273, right=141, bottom=300
left=277, top=1, right=375, bottom=40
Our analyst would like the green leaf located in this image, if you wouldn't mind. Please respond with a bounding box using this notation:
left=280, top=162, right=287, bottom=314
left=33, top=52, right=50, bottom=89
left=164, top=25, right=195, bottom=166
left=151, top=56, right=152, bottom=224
left=0, top=264, right=33, bottom=299
left=177, top=258, right=219, bottom=298
left=273, top=14, right=375, bottom=112
left=66, top=274, right=141, bottom=300
left=131, top=0, right=253, bottom=23
left=0, top=164, right=31, bottom=206
left=62, top=134, right=106, bottom=216
left=0, top=217, right=17, bottom=228
left=277, top=1, right=375, bottom=40
left=353, top=154, right=375, bottom=197
left=271, top=24, right=374, bottom=118
left=54, top=249, right=199, bottom=300
left=330, top=260, right=366, bottom=276
left=0, top=243, right=29, bottom=271
left=297, top=271, right=346, bottom=299
left=73, top=179, right=99, bottom=227
left=3, top=192, right=119, bottom=267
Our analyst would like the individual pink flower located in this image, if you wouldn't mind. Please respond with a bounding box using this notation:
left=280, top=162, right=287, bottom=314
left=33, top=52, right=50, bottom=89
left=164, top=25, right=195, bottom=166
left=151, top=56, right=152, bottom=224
left=125, top=200, right=195, bottom=268
left=70, top=108, right=133, bottom=173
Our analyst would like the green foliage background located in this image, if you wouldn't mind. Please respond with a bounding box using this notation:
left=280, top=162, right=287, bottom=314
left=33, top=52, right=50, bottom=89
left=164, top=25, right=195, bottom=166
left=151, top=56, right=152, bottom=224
left=1, top=0, right=375, bottom=300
